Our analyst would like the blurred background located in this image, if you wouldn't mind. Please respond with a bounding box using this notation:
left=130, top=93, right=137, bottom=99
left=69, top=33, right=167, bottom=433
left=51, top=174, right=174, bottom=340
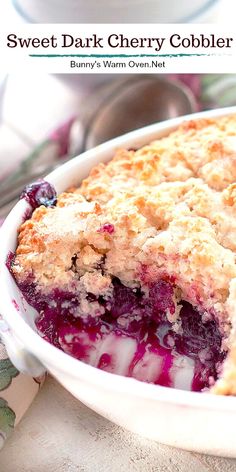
left=1, top=72, right=236, bottom=220
left=1, top=0, right=234, bottom=23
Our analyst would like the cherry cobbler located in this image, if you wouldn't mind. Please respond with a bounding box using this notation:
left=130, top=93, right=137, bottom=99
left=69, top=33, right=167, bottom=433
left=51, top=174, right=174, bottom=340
left=9, top=116, right=236, bottom=394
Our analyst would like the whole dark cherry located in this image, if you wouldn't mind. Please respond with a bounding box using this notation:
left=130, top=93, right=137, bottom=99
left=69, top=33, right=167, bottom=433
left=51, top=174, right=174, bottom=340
left=21, top=180, right=57, bottom=209
left=98, top=223, right=115, bottom=234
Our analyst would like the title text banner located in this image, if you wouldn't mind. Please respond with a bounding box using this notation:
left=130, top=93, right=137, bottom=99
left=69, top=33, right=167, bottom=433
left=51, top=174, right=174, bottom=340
left=1, top=24, right=236, bottom=73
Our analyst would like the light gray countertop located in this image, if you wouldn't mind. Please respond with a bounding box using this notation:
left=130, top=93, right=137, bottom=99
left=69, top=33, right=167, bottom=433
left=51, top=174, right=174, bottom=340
left=1, top=376, right=236, bottom=472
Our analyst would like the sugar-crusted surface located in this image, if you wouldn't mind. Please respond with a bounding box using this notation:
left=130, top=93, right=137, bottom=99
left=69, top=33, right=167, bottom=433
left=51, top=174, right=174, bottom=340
left=13, top=116, right=236, bottom=394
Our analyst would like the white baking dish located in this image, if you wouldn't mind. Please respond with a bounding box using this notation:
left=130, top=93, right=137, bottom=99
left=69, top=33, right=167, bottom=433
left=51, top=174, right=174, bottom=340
left=1, top=107, right=236, bottom=457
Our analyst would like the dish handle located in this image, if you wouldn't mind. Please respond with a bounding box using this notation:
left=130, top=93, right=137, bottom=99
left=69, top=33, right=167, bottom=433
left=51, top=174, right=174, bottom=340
left=0, top=317, right=46, bottom=377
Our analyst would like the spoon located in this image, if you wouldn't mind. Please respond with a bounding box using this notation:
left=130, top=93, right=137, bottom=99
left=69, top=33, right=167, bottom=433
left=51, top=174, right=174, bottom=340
left=80, top=75, right=197, bottom=150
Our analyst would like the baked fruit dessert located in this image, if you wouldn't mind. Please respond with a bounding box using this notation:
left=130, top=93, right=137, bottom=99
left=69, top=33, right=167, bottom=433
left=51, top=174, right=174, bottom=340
left=9, top=115, right=236, bottom=394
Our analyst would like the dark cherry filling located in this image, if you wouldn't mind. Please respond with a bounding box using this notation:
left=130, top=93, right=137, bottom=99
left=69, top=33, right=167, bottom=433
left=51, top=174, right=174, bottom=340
left=11, top=272, right=226, bottom=392
left=21, top=180, right=57, bottom=209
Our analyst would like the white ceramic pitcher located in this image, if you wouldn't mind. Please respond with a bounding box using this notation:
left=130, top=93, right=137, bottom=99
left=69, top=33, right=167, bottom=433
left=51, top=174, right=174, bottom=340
left=12, top=0, right=220, bottom=23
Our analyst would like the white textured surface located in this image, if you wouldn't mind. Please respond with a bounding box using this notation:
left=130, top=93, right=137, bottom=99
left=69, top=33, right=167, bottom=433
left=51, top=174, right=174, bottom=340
left=1, top=376, right=236, bottom=471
